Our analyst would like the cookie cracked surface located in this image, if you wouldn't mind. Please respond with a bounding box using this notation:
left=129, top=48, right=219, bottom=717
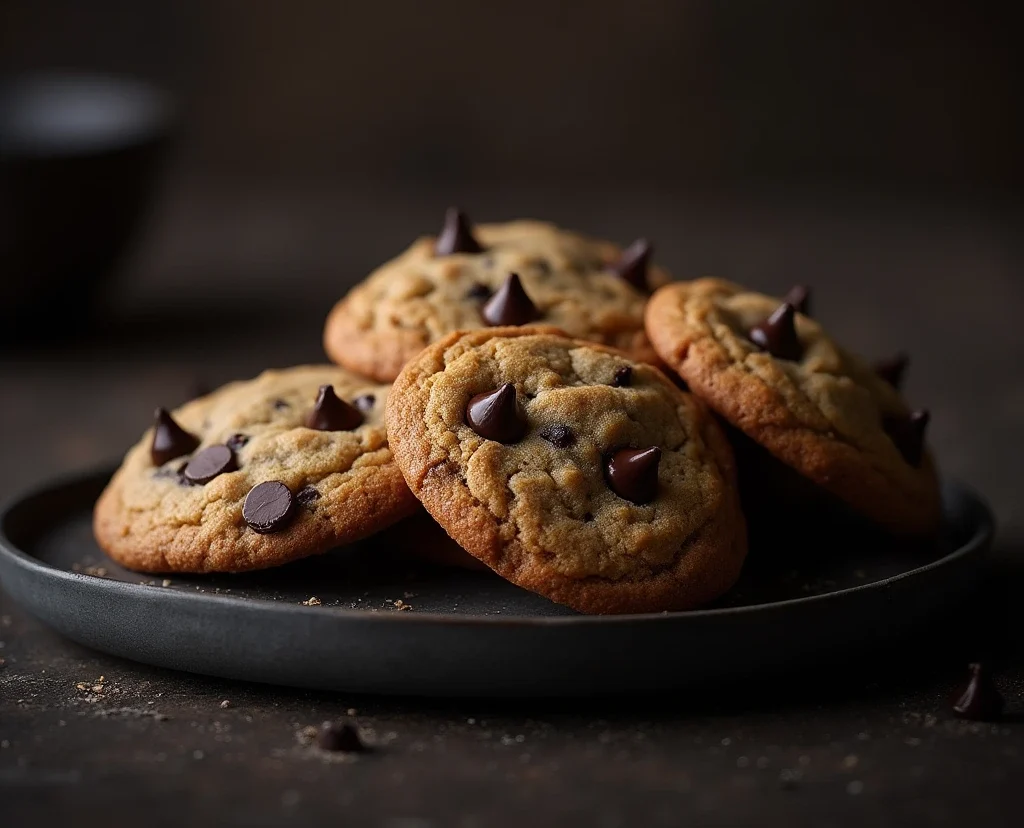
left=385, top=327, right=746, bottom=614
left=324, top=219, right=671, bottom=382
left=645, top=278, right=942, bottom=535
left=94, top=366, right=418, bottom=573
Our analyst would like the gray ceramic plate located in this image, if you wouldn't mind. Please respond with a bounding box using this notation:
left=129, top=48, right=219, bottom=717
left=0, top=468, right=994, bottom=697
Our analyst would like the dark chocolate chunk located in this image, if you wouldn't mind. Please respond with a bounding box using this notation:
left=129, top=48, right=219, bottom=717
left=883, top=409, right=929, bottom=467
left=611, top=366, right=633, bottom=387
left=482, top=273, right=540, bottom=326
left=605, top=447, right=662, bottom=505
left=226, top=433, right=249, bottom=452
left=466, top=383, right=527, bottom=443
left=874, top=353, right=909, bottom=390
left=435, top=207, right=483, bottom=256
left=243, top=481, right=295, bottom=533
left=150, top=408, right=200, bottom=466
left=784, top=285, right=811, bottom=316
left=296, top=485, right=321, bottom=507
left=352, top=394, right=376, bottom=413
left=316, top=721, right=367, bottom=753
left=465, top=282, right=492, bottom=301
left=539, top=424, right=575, bottom=448
left=307, top=385, right=364, bottom=431
left=952, top=663, right=1004, bottom=721
left=610, top=239, right=653, bottom=292
left=749, top=302, right=803, bottom=361
left=183, top=445, right=237, bottom=484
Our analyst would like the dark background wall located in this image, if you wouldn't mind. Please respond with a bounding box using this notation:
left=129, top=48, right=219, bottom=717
left=3, top=0, right=1020, bottom=199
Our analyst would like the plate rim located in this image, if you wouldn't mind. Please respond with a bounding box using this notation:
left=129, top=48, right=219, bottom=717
left=0, top=466, right=996, bottom=628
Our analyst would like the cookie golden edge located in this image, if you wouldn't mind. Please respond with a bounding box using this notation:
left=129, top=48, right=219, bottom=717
left=322, top=220, right=668, bottom=382
left=644, top=279, right=942, bottom=536
left=385, top=326, right=748, bottom=614
left=93, top=379, right=420, bottom=575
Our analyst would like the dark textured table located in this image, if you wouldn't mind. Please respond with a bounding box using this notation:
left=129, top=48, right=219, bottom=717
left=2, top=186, right=1022, bottom=826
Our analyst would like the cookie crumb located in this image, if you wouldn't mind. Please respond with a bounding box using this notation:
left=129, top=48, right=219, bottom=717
left=393, top=599, right=413, bottom=611
left=220, top=700, right=232, bottom=709
left=302, top=597, right=322, bottom=607
left=84, top=565, right=108, bottom=578
left=162, top=579, right=173, bottom=587
left=347, top=708, right=357, bottom=716
left=316, top=721, right=367, bottom=753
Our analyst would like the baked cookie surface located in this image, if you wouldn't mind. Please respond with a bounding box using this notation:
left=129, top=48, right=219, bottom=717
left=385, top=327, right=746, bottom=614
left=323, top=212, right=671, bottom=382
left=94, top=366, right=418, bottom=573
left=644, top=278, right=941, bottom=535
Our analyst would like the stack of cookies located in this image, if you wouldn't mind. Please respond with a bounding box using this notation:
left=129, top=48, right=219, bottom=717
left=94, top=209, right=941, bottom=614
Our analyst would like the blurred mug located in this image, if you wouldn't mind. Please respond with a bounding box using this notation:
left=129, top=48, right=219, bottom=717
left=0, top=73, right=174, bottom=344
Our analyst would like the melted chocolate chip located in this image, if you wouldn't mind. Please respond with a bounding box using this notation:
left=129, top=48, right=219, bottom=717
left=296, top=485, right=321, bottom=507
left=243, top=481, right=295, bottom=533
left=539, top=424, right=575, bottom=448
left=875, top=353, right=909, bottom=390
left=307, top=385, right=364, bottom=431
left=352, top=394, right=376, bottom=413
left=610, top=239, right=653, bottom=292
left=784, top=285, right=811, bottom=316
left=226, top=433, right=249, bottom=452
left=183, top=445, right=237, bottom=484
left=465, top=282, right=492, bottom=301
left=611, top=366, right=633, bottom=387
left=605, top=447, right=662, bottom=505
left=883, top=409, right=929, bottom=467
left=316, top=721, right=366, bottom=753
left=749, top=303, right=803, bottom=361
left=952, top=663, right=1004, bottom=721
left=466, top=384, right=527, bottom=443
left=482, top=273, right=540, bottom=326
left=150, top=408, right=200, bottom=466
left=435, top=207, right=483, bottom=256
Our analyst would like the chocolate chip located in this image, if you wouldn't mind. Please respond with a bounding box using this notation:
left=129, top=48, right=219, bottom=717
left=482, top=273, right=540, bottom=326
left=352, top=394, right=376, bottom=413
left=784, top=285, right=811, bottom=316
left=183, top=445, right=237, bottom=484
left=605, top=447, right=662, bottom=505
left=539, top=424, right=575, bottom=448
left=435, top=207, right=483, bottom=256
left=296, top=485, right=321, bottom=507
left=952, top=663, right=1004, bottom=721
left=273, top=399, right=290, bottom=410
left=226, top=433, right=249, bottom=452
left=611, top=366, right=633, bottom=387
left=874, top=353, right=909, bottom=390
left=307, top=385, right=364, bottom=431
left=883, top=409, right=929, bottom=467
left=465, top=282, right=492, bottom=301
left=749, top=302, right=803, bottom=361
left=243, top=481, right=295, bottom=533
left=150, top=408, right=200, bottom=466
left=610, top=239, right=653, bottom=292
left=316, top=721, right=366, bottom=753
left=466, top=383, right=528, bottom=443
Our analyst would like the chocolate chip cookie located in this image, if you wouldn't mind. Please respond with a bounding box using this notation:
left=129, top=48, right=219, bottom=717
left=323, top=209, right=671, bottom=382
left=94, top=366, right=418, bottom=573
left=385, top=327, right=746, bottom=614
left=644, top=278, right=941, bottom=535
